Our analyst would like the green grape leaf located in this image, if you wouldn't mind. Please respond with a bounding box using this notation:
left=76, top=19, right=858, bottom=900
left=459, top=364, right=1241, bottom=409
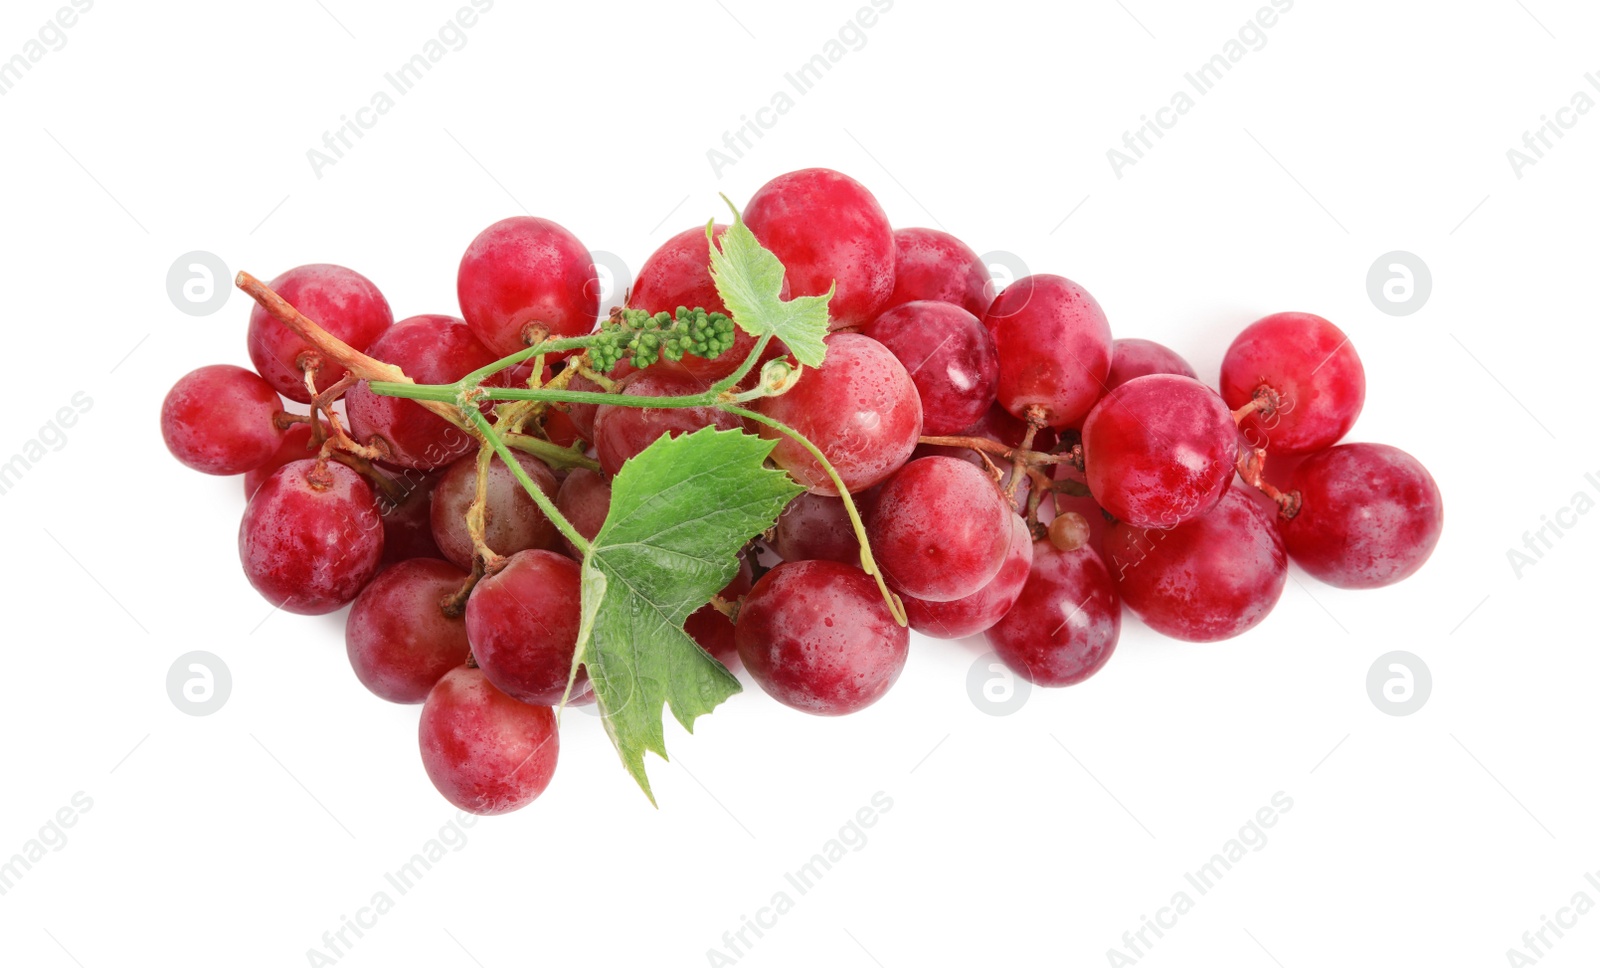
left=706, top=197, right=833, bottom=368
left=574, top=426, right=803, bottom=803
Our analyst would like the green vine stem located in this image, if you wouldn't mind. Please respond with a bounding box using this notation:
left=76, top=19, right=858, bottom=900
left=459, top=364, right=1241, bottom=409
left=722, top=403, right=907, bottom=627
left=504, top=432, right=600, bottom=472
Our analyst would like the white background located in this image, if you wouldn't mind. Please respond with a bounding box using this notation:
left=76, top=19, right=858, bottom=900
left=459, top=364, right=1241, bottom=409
left=1, top=1, right=1596, bottom=965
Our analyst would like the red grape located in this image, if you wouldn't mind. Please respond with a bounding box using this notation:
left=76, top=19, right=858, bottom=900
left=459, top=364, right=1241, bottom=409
left=630, top=224, right=790, bottom=382
left=1105, top=487, right=1287, bottom=642
left=905, top=514, right=1033, bottom=639
left=1082, top=374, right=1237, bottom=530
left=863, top=300, right=999, bottom=435
left=465, top=550, right=589, bottom=706
left=243, top=421, right=322, bottom=498
left=982, top=274, right=1112, bottom=428
left=683, top=554, right=755, bottom=665
left=345, top=558, right=471, bottom=703
left=744, top=168, right=895, bottom=329
left=1279, top=443, right=1442, bottom=589
left=457, top=217, right=598, bottom=358
left=238, top=459, right=384, bottom=615
left=882, top=227, right=993, bottom=318
left=431, top=451, right=560, bottom=570
left=554, top=467, right=611, bottom=558
left=735, top=560, right=908, bottom=715
left=419, top=666, right=558, bottom=815
left=1220, top=312, right=1365, bottom=455
left=247, top=264, right=393, bottom=403
left=754, top=333, right=922, bottom=494
left=1106, top=338, right=1197, bottom=391
left=345, top=315, right=499, bottom=470
left=375, top=469, right=444, bottom=564
left=561, top=369, right=607, bottom=442
left=592, top=369, right=743, bottom=477
left=162, top=364, right=284, bottom=476
left=868, top=457, right=1013, bottom=602
left=985, top=541, right=1120, bottom=686
left=772, top=491, right=866, bottom=565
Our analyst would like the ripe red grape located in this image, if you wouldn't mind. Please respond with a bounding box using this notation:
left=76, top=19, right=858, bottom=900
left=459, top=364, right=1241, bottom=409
left=905, top=514, right=1033, bottom=639
left=592, top=369, right=743, bottom=477
left=868, top=457, right=1013, bottom=602
left=982, top=274, right=1112, bottom=428
left=985, top=540, right=1120, bottom=686
left=375, top=469, right=444, bottom=564
left=345, top=558, right=471, bottom=703
left=1082, top=374, right=1237, bottom=530
left=1220, top=312, right=1365, bottom=455
left=419, top=666, right=558, bottom=815
left=561, top=369, right=606, bottom=442
left=1105, top=487, right=1287, bottom=642
left=744, top=168, right=894, bottom=329
left=735, top=560, right=908, bottom=715
left=457, top=216, right=598, bottom=358
left=630, top=224, right=790, bottom=382
left=465, top=550, right=589, bottom=706
left=1279, top=443, right=1443, bottom=589
left=554, top=467, right=611, bottom=558
left=683, top=554, right=754, bottom=665
left=431, top=451, right=560, bottom=570
left=882, top=227, right=993, bottom=318
left=345, top=315, right=499, bottom=470
left=162, top=364, right=284, bottom=476
left=247, top=264, right=393, bottom=403
left=772, top=491, right=866, bottom=565
left=238, top=459, right=385, bottom=614
left=754, top=333, right=922, bottom=494
left=863, top=300, right=999, bottom=435
left=243, top=420, right=322, bottom=498
left=1106, top=338, right=1197, bottom=391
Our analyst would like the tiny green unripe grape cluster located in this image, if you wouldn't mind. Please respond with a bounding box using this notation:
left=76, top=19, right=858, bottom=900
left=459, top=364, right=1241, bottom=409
left=589, top=306, right=737, bottom=373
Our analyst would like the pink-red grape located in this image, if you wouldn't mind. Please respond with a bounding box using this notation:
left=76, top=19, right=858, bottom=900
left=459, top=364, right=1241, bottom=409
left=772, top=491, right=867, bottom=565
left=754, top=333, right=922, bottom=494
left=419, top=666, right=558, bottom=815
left=735, top=560, right=908, bottom=715
left=863, top=300, right=999, bottom=435
left=457, top=217, right=598, bottom=358
left=592, top=369, right=743, bottom=477
left=554, top=467, right=611, bottom=558
left=345, top=558, right=471, bottom=703
left=882, top=227, right=993, bottom=318
left=982, top=274, right=1112, bottom=428
left=1105, top=487, right=1287, bottom=642
left=905, top=514, right=1034, bottom=639
left=985, top=541, right=1120, bottom=686
left=1082, top=374, right=1237, bottom=530
left=465, top=550, right=589, bottom=706
left=247, top=264, right=393, bottom=403
left=1220, top=312, right=1365, bottom=455
left=346, top=315, right=499, bottom=470
left=744, top=168, right=894, bottom=329
left=376, top=469, right=444, bottom=564
left=243, top=420, right=322, bottom=497
left=1106, top=338, right=1197, bottom=391
left=238, top=459, right=384, bottom=614
left=431, top=451, right=560, bottom=569
left=162, top=364, right=284, bottom=475
left=684, top=555, right=755, bottom=666
left=1279, top=443, right=1443, bottom=588
left=867, top=457, right=1013, bottom=602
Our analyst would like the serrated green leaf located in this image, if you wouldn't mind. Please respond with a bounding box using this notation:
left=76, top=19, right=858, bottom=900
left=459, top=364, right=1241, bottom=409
left=707, top=198, right=833, bottom=368
left=574, top=426, right=803, bottom=803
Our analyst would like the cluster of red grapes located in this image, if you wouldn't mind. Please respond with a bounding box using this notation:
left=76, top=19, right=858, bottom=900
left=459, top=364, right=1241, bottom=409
left=160, top=167, right=1443, bottom=815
